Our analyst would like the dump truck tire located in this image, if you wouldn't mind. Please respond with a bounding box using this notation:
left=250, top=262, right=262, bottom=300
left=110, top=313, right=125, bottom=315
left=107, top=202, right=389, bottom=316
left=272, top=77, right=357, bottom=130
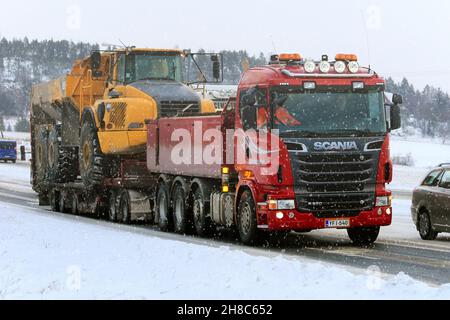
left=79, top=118, right=104, bottom=188
left=34, top=126, right=49, bottom=184
left=48, top=125, right=78, bottom=184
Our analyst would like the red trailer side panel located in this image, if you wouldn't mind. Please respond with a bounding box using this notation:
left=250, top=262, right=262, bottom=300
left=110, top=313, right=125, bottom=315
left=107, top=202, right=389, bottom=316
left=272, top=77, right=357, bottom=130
left=147, top=115, right=223, bottom=179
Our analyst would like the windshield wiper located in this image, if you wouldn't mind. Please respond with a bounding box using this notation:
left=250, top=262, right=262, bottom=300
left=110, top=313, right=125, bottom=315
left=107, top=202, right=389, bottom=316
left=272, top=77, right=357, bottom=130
left=279, top=130, right=321, bottom=138
left=136, top=77, right=175, bottom=81
left=325, top=129, right=383, bottom=136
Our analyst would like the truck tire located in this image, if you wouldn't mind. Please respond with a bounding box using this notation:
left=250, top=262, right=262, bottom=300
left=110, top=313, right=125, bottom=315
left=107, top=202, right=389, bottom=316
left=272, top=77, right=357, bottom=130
left=38, top=193, right=50, bottom=206
left=79, top=118, right=104, bottom=188
left=347, top=227, right=380, bottom=246
left=59, top=192, right=71, bottom=214
left=418, top=210, right=438, bottom=241
left=71, top=193, right=79, bottom=215
left=237, top=190, right=260, bottom=245
left=108, top=190, right=119, bottom=222
left=34, top=127, right=48, bottom=184
left=192, top=187, right=212, bottom=237
left=119, top=190, right=131, bottom=224
left=172, top=184, right=190, bottom=234
left=156, top=183, right=172, bottom=232
left=48, top=126, right=78, bottom=184
left=49, top=189, right=60, bottom=212
left=47, top=126, right=61, bottom=183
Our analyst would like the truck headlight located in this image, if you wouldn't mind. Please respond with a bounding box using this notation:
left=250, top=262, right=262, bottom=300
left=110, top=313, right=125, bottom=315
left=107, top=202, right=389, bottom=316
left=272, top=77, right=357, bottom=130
left=376, top=196, right=391, bottom=207
left=348, top=61, right=359, bottom=73
left=334, top=61, right=346, bottom=73
left=269, top=200, right=296, bottom=210
left=319, top=61, right=331, bottom=73
left=304, top=60, right=316, bottom=73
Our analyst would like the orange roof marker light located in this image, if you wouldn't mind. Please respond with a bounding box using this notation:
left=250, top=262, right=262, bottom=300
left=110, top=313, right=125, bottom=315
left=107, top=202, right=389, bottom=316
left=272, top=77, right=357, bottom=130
left=279, top=53, right=302, bottom=62
left=335, top=54, right=358, bottom=61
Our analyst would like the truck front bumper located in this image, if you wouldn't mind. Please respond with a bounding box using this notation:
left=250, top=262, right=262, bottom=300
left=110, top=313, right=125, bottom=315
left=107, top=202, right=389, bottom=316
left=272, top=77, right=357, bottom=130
left=260, top=207, right=393, bottom=231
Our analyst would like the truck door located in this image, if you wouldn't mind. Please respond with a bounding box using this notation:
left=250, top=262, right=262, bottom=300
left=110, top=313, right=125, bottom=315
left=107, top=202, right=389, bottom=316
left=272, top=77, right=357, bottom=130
left=434, top=170, right=450, bottom=231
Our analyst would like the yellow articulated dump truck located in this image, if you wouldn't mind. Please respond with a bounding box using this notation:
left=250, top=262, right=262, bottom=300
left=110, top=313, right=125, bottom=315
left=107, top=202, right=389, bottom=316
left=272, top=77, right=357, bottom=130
left=30, top=47, right=222, bottom=214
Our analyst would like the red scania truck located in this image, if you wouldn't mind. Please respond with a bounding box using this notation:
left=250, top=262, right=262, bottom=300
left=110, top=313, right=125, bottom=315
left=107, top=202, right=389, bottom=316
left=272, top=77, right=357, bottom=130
left=40, top=53, right=403, bottom=246
left=145, top=53, right=403, bottom=245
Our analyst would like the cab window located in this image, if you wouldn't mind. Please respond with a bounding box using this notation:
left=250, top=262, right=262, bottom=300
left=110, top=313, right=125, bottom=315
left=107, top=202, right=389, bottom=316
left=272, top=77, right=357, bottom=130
left=239, top=88, right=268, bottom=131
left=439, top=170, right=450, bottom=189
left=422, top=170, right=443, bottom=187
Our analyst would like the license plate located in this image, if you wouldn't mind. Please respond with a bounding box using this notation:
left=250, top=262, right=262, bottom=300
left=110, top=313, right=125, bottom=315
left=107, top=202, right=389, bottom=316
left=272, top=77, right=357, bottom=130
left=325, top=219, right=351, bottom=229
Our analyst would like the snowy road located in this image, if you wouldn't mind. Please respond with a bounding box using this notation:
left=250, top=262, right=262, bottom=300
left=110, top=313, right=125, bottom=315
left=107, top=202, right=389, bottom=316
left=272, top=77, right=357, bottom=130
left=0, top=162, right=449, bottom=299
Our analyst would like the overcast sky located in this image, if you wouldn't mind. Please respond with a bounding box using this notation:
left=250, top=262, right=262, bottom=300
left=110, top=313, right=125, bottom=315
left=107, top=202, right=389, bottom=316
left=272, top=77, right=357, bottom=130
left=1, top=0, right=450, bottom=92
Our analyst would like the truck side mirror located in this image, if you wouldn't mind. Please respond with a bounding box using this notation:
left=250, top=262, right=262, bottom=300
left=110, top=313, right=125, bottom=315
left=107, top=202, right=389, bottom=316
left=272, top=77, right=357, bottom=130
left=392, top=94, right=403, bottom=105
left=90, top=51, right=102, bottom=70
left=109, top=89, right=122, bottom=99
left=211, top=55, right=221, bottom=81
left=390, top=104, right=402, bottom=131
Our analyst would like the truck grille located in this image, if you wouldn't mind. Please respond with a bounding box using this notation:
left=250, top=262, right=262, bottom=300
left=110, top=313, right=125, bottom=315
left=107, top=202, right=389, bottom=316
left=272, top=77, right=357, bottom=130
left=292, top=152, right=378, bottom=217
left=159, top=101, right=200, bottom=117
left=110, top=103, right=127, bottom=129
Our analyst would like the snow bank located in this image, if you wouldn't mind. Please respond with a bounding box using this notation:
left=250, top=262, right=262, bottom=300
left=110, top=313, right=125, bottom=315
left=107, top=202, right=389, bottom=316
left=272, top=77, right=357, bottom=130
left=0, top=202, right=449, bottom=300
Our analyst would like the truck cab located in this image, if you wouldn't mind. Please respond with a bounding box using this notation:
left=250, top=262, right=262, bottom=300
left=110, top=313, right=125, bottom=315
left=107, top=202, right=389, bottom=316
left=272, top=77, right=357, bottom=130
left=228, top=53, right=403, bottom=244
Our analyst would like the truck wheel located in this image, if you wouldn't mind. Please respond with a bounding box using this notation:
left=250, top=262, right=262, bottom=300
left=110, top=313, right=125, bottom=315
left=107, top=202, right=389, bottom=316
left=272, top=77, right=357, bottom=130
left=47, top=126, right=61, bottom=182
left=172, top=184, right=190, bottom=234
left=80, top=118, right=104, bottom=188
left=71, top=194, right=79, bottom=215
left=347, top=227, right=380, bottom=246
left=192, top=187, right=212, bottom=237
left=237, top=190, right=260, bottom=245
left=59, top=192, right=71, bottom=214
left=418, top=210, right=438, bottom=241
left=34, top=127, right=48, bottom=184
left=50, top=190, right=60, bottom=212
left=108, top=190, right=119, bottom=222
left=119, top=190, right=131, bottom=224
left=156, top=183, right=172, bottom=232
left=38, top=193, right=50, bottom=206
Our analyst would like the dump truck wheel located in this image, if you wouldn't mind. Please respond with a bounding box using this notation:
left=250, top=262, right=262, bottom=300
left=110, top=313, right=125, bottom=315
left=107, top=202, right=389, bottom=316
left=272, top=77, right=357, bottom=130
left=47, top=126, right=78, bottom=184
left=79, top=118, right=104, bottom=188
left=50, top=189, right=61, bottom=212
left=34, top=127, right=48, bottom=184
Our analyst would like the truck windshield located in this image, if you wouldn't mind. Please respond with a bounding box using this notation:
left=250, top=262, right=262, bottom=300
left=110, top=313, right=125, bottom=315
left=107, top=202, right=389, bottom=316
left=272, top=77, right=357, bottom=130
left=120, top=53, right=183, bottom=83
left=272, top=88, right=387, bottom=137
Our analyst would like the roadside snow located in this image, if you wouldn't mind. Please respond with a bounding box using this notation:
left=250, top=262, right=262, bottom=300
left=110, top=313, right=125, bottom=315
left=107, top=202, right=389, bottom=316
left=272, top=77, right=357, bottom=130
left=0, top=201, right=449, bottom=300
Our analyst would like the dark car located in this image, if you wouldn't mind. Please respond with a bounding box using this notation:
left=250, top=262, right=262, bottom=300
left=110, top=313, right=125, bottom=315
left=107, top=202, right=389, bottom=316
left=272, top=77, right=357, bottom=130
left=0, top=140, right=17, bottom=163
left=411, top=164, right=450, bottom=240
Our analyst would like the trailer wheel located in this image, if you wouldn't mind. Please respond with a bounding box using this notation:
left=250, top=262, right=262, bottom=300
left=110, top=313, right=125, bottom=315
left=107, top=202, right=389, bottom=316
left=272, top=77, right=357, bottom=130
left=71, top=194, right=79, bottom=215
left=38, top=193, right=50, bottom=206
left=108, top=190, right=119, bottom=222
left=172, top=184, right=190, bottom=234
left=156, top=183, right=172, bottom=232
left=119, top=190, right=131, bottom=224
left=237, top=190, right=260, bottom=245
left=80, top=118, right=104, bottom=188
left=347, top=227, right=380, bottom=246
left=192, top=187, right=212, bottom=237
left=59, top=192, right=71, bottom=214
left=50, top=190, right=60, bottom=212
